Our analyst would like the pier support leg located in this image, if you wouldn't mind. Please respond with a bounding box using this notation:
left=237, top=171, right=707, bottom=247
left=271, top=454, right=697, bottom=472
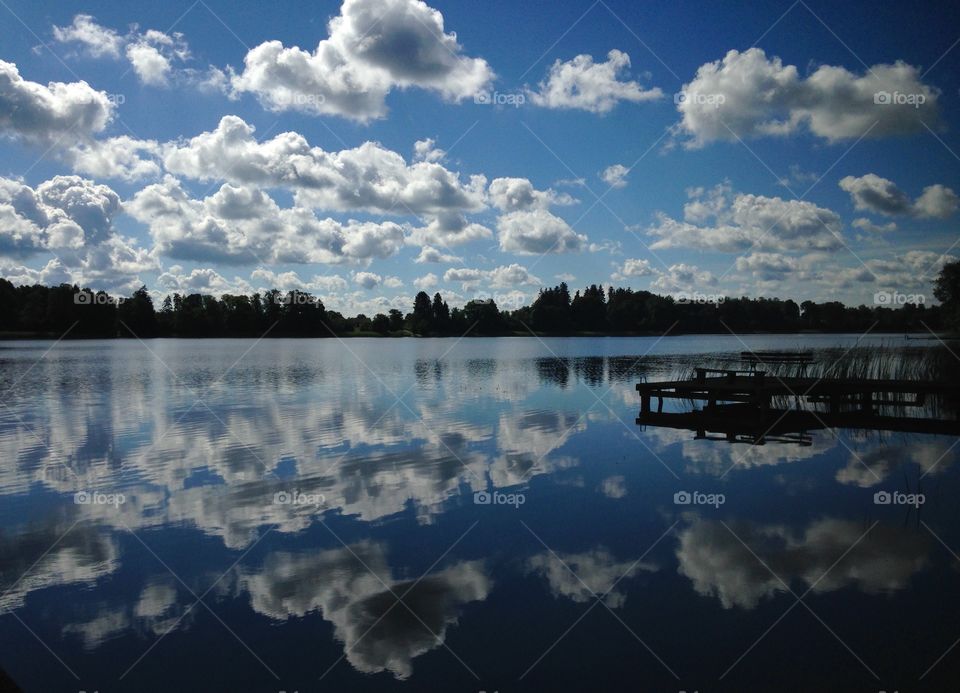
left=641, top=393, right=650, bottom=414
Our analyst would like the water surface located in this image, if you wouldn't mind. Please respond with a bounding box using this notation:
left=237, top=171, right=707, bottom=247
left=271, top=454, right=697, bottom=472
left=1, top=335, right=958, bottom=691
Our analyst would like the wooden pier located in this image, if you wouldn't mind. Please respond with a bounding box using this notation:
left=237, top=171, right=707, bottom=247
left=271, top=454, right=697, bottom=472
left=636, top=404, right=960, bottom=440
left=635, top=369, right=960, bottom=418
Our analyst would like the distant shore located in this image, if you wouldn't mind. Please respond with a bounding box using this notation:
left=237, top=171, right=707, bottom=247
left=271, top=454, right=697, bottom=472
left=0, top=330, right=954, bottom=341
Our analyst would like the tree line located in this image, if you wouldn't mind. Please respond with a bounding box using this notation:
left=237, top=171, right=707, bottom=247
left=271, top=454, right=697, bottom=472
left=0, top=261, right=957, bottom=339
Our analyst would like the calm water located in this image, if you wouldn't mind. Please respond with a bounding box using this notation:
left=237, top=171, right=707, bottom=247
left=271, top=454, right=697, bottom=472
left=0, top=335, right=958, bottom=692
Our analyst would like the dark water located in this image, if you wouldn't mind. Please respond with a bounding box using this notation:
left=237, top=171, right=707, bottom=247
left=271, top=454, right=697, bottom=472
left=0, top=335, right=958, bottom=692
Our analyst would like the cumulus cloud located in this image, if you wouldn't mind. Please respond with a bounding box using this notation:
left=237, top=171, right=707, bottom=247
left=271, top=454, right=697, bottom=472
left=611, top=257, right=656, bottom=281
left=65, top=136, right=162, bottom=182
left=406, top=212, right=492, bottom=250
left=487, top=177, right=575, bottom=212
left=914, top=184, right=959, bottom=219
left=413, top=137, right=445, bottom=163
left=0, top=59, right=114, bottom=144
left=249, top=268, right=349, bottom=294
left=600, top=164, right=629, bottom=189
left=840, top=174, right=958, bottom=219
left=157, top=266, right=252, bottom=296
left=648, top=184, right=843, bottom=252
left=675, top=48, right=940, bottom=147
left=650, top=263, right=717, bottom=293
left=497, top=208, right=586, bottom=255
left=352, top=270, right=382, bottom=289
left=528, top=50, right=662, bottom=113
left=163, top=116, right=487, bottom=217
left=413, top=272, right=439, bottom=290
left=414, top=245, right=461, bottom=263
left=229, top=0, right=493, bottom=121
left=0, top=175, right=120, bottom=257
left=126, top=176, right=406, bottom=265
left=442, top=263, right=540, bottom=289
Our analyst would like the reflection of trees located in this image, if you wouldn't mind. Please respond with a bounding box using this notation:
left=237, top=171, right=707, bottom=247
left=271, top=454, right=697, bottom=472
left=240, top=542, right=489, bottom=679
left=676, top=517, right=930, bottom=609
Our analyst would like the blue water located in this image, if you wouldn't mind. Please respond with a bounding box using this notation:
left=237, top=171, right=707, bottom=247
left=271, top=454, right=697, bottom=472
left=0, top=335, right=957, bottom=692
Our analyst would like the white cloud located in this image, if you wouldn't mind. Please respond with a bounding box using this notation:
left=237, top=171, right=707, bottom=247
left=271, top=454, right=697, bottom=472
left=229, top=0, right=493, bottom=121
left=442, top=264, right=540, bottom=289
left=487, top=263, right=541, bottom=288
left=913, top=184, right=959, bottom=219
left=53, top=16, right=193, bottom=88
left=413, top=272, right=439, bottom=290
left=487, top=177, right=576, bottom=212
left=852, top=217, right=897, bottom=234
left=65, top=136, right=161, bottom=182
left=249, top=268, right=349, bottom=294
left=127, top=41, right=172, bottom=87
left=52, top=14, right=123, bottom=58
left=157, top=266, right=253, bottom=296
left=839, top=173, right=911, bottom=214
left=840, top=174, right=958, bottom=219
left=675, top=48, right=940, bottom=147
left=126, top=176, right=406, bottom=265
left=528, top=50, right=662, bottom=113
left=407, top=212, right=492, bottom=247
left=611, top=258, right=656, bottom=281
left=649, top=263, right=717, bottom=293
left=413, top=138, right=445, bottom=163
left=648, top=184, right=843, bottom=252
left=0, top=175, right=120, bottom=257
left=0, top=59, right=114, bottom=144
left=414, top=245, right=461, bottom=264
left=600, top=164, right=629, bottom=189
left=162, top=116, right=487, bottom=217
left=352, top=271, right=382, bottom=289
left=496, top=208, right=586, bottom=255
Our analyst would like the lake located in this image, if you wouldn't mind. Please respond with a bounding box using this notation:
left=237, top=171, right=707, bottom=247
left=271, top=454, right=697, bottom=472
left=1, top=335, right=958, bottom=692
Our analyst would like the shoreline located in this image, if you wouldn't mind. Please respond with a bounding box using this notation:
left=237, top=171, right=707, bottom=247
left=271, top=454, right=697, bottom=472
left=0, top=330, right=954, bottom=341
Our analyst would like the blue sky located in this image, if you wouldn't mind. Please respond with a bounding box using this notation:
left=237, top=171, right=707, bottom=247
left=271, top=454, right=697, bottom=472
left=1, top=0, right=958, bottom=314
